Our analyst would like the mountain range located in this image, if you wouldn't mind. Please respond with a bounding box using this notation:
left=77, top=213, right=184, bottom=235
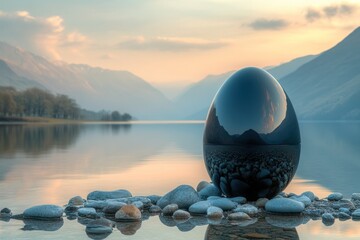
left=0, top=27, right=359, bottom=120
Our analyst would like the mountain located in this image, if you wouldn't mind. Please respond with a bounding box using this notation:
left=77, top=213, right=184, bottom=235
left=0, top=59, right=45, bottom=90
left=281, top=27, right=360, bottom=120
left=0, top=42, right=174, bottom=119
left=175, top=55, right=316, bottom=119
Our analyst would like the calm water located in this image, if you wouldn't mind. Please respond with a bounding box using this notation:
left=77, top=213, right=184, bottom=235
left=0, top=122, right=359, bottom=239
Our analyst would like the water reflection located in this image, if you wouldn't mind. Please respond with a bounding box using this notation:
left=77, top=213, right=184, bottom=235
left=204, top=219, right=299, bottom=240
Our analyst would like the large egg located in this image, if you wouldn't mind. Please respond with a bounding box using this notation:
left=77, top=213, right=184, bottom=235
left=203, top=67, right=300, bottom=200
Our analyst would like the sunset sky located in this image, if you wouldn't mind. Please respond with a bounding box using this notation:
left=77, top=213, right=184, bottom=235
left=0, top=0, right=358, bottom=85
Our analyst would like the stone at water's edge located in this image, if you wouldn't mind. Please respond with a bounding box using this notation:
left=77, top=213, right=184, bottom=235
left=87, top=189, right=132, bottom=200
left=265, top=198, right=305, bottom=214
left=189, top=201, right=212, bottom=215
left=207, top=206, right=223, bottom=219
left=157, top=185, right=200, bottom=209
left=228, top=212, right=251, bottom=221
left=162, top=204, right=178, bottom=216
left=233, top=204, right=259, bottom=216
left=115, top=205, right=141, bottom=222
left=199, top=184, right=222, bottom=199
left=203, top=67, right=300, bottom=200
left=85, top=218, right=113, bottom=234
left=78, top=208, right=97, bottom=218
left=172, top=210, right=191, bottom=220
left=23, top=205, right=64, bottom=219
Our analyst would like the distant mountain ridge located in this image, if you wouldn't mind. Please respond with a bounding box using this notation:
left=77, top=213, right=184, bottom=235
left=0, top=42, right=174, bottom=119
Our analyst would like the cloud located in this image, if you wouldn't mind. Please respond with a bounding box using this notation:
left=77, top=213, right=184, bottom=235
left=305, top=3, right=358, bottom=22
left=248, top=18, right=288, bottom=30
left=118, top=36, right=228, bottom=51
left=0, top=10, right=87, bottom=60
left=305, top=9, right=321, bottom=22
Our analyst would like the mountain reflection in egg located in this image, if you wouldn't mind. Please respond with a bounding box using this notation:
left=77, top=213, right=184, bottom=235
left=203, top=67, right=301, bottom=200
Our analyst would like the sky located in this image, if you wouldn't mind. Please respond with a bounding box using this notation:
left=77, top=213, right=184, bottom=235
left=0, top=0, right=358, bottom=86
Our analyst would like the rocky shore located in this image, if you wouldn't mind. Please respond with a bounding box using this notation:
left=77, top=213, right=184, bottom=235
left=1, top=182, right=360, bottom=239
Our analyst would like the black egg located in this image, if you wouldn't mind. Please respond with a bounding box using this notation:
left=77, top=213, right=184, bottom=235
left=203, top=67, right=300, bottom=200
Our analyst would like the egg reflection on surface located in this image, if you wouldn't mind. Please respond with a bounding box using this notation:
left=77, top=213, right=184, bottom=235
left=203, top=67, right=301, bottom=200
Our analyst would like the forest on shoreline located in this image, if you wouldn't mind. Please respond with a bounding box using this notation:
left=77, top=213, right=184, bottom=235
left=0, top=87, right=132, bottom=122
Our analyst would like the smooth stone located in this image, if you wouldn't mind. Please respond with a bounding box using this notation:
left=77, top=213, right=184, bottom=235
left=327, top=192, right=343, bottom=201
left=352, top=209, right=360, bottom=219
left=1, top=208, right=11, bottom=214
left=162, top=204, right=179, bottom=216
left=301, top=191, right=316, bottom=202
left=338, top=212, right=351, bottom=220
left=207, top=196, right=221, bottom=200
left=78, top=208, right=98, bottom=218
left=351, top=193, right=360, bottom=201
left=209, top=198, right=236, bottom=211
left=199, top=184, right=221, bottom=199
left=339, top=208, right=350, bottom=215
left=265, top=198, right=305, bottom=214
left=197, top=181, right=210, bottom=192
left=266, top=215, right=304, bottom=228
left=68, top=196, right=84, bottom=206
left=149, top=205, right=162, bottom=213
left=206, top=206, right=223, bottom=219
left=229, top=197, right=247, bottom=204
left=322, top=213, right=335, bottom=225
left=128, top=197, right=152, bottom=209
left=131, top=201, right=144, bottom=210
left=64, top=205, right=78, bottom=213
left=233, top=204, right=259, bottom=216
left=303, top=208, right=323, bottom=217
left=84, top=200, right=108, bottom=209
left=86, top=218, right=113, bottom=235
left=22, top=219, right=64, bottom=231
left=147, top=195, right=162, bottom=205
left=87, top=189, right=132, bottom=201
left=290, top=195, right=312, bottom=207
left=23, top=205, right=64, bottom=219
left=0, top=208, right=12, bottom=218
left=189, top=201, right=212, bottom=215
left=255, top=198, right=269, bottom=208
left=116, top=221, right=142, bottom=235
left=172, top=210, right=190, bottom=220
left=103, top=202, right=127, bottom=214
left=115, top=205, right=141, bottom=222
left=157, top=185, right=200, bottom=209
left=228, top=212, right=251, bottom=221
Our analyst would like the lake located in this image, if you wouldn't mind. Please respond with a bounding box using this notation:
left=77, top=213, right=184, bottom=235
left=0, top=121, right=359, bottom=239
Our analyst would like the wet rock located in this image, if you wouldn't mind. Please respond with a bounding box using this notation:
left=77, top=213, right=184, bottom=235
left=207, top=196, right=221, bottom=200
left=23, top=205, right=64, bottom=220
left=128, top=197, right=152, bottom=209
left=68, top=196, right=84, bottom=206
left=115, top=205, right=141, bottom=222
left=147, top=195, right=162, bottom=205
left=103, top=202, right=127, bottom=214
left=303, top=208, right=323, bottom=217
left=209, top=198, right=236, bottom=211
left=86, top=218, right=113, bottom=235
left=87, top=189, right=132, bottom=201
left=228, top=212, right=251, bottom=221
left=197, top=181, right=210, bottom=192
left=173, top=210, right=190, bottom=220
left=131, top=201, right=144, bottom=210
left=322, top=213, right=335, bottom=225
left=327, top=192, right=343, bottom=201
left=116, top=221, right=142, bottom=235
left=207, top=206, right=223, bottom=219
left=84, top=200, right=108, bottom=209
left=233, top=204, right=259, bottom=216
left=199, top=184, right=221, bottom=199
left=290, top=195, right=311, bottom=207
left=265, top=198, right=304, bottom=214
left=149, top=205, right=162, bottom=213
left=0, top=208, right=12, bottom=218
left=159, top=215, right=177, bottom=227
left=351, top=193, right=360, bottom=201
left=338, top=212, right=351, bottom=220
left=64, top=205, right=79, bottom=213
left=301, top=191, right=316, bottom=202
left=157, top=185, right=200, bottom=209
left=229, top=197, right=247, bottom=204
left=78, top=207, right=98, bottom=218
left=255, top=198, right=269, bottom=208
left=352, top=209, right=360, bottom=220
left=162, top=204, right=179, bottom=216
left=189, top=201, right=212, bottom=215
left=176, top=220, right=195, bottom=232
left=189, top=216, right=209, bottom=226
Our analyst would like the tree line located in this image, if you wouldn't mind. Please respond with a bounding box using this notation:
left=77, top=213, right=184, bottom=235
left=0, top=87, right=132, bottom=121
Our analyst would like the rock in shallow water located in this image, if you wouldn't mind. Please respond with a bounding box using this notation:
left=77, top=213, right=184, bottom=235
left=85, top=218, right=113, bottom=235
left=290, top=195, right=312, bottom=207
left=208, top=198, right=236, bottom=211
left=157, top=185, right=200, bottom=209
left=206, top=206, right=223, bottom=219
left=352, top=209, right=360, bottom=220
left=228, top=212, right=251, bottom=221
left=351, top=193, right=360, bottom=201
left=322, top=213, right=335, bottom=225
left=78, top=207, right=98, bottom=219
left=327, top=192, right=343, bottom=201
left=87, top=189, right=132, bottom=201
left=265, top=198, right=304, bottom=214
left=189, top=201, right=212, bottom=215
left=68, top=196, right=84, bottom=206
left=233, top=204, right=259, bottom=216
left=172, top=210, right=190, bottom=220
left=255, top=198, right=269, bottom=208
left=23, top=205, right=64, bottom=219
left=149, top=205, right=162, bottom=214
left=162, top=204, right=179, bottom=216
left=115, top=205, right=141, bottom=222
